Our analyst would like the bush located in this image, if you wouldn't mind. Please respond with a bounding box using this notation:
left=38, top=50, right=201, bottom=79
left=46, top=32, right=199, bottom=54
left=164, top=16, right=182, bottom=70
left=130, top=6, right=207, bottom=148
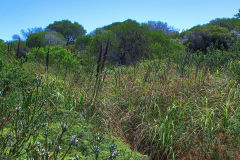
left=46, top=20, right=86, bottom=44
left=27, top=45, right=79, bottom=71
left=149, top=30, right=185, bottom=59
left=209, top=18, right=240, bottom=31
left=75, top=35, right=92, bottom=50
left=0, top=61, right=34, bottom=94
left=91, top=19, right=150, bottom=65
left=26, top=32, right=45, bottom=48
left=182, top=25, right=233, bottom=52
left=26, top=32, right=66, bottom=49
left=0, top=41, right=7, bottom=54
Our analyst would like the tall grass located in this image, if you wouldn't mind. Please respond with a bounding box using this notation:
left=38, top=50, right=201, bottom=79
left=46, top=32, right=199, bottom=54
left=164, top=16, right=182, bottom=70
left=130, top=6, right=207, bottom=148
left=95, top=58, right=240, bottom=159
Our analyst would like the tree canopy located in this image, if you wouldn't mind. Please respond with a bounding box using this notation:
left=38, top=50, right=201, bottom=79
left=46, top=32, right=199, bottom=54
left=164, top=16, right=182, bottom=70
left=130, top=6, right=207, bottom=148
left=103, top=19, right=150, bottom=64
left=26, top=32, right=45, bottom=48
left=181, top=25, right=233, bottom=52
left=26, top=32, right=66, bottom=48
left=234, top=9, right=240, bottom=19
left=46, top=20, right=86, bottom=44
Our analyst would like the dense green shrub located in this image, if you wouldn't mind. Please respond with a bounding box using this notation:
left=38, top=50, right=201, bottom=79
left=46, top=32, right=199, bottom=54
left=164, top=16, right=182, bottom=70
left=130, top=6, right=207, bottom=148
left=28, top=45, right=79, bottom=71
left=0, top=41, right=7, bottom=54
left=107, top=19, right=150, bottom=64
left=26, top=32, right=66, bottom=48
left=149, top=30, right=185, bottom=59
left=0, top=60, right=34, bottom=94
left=75, top=35, right=92, bottom=50
left=209, top=18, right=240, bottom=31
left=46, top=20, right=86, bottom=44
left=88, top=30, right=118, bottom=57
left=26, top=32, right=45, bottom=48
left=89, top=20, right=150, bottom=65
left=182, top=25, right=233, bottom=52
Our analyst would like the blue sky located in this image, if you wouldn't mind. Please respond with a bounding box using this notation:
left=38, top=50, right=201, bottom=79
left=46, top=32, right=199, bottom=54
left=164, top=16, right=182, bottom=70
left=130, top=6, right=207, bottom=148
left=0, top=0, right=239, bottom=41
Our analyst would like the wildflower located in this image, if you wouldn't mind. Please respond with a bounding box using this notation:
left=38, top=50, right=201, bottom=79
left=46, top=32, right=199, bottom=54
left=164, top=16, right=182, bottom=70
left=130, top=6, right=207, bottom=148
left=44, top=152, right=50, bottom=156
left=15, top=106, right=21, bottom=110
left=17, top=130, right=23, bottom=134
left=72, top=156, right=79, bottom=160
left=71, top=135, right=78, bottom=145
left=18, top=120, right=23, bottom=127
left=220, top=133, right=224, bottom=138
left=92, top=145, right=100, bottom=155
left=48, top=141, right=53, bottom=146
left=36, top=149, right=41, bottom=155
left=109, top=143, right=117, bottom=152
left=44, top=128, right=49, bottom=136
left=36, top=142, right=41, bottom=147
left=56, top=145, right=62, bottom=152
left=9, top=140, right=13, bottom=147
left=2, top=155, right=9, bottom=159
left=109, top=143, right=120, bottom=160
left=12, top=145, right=17, bottom=151
left=26, top=87, right=32, bottom=94
left=60, top=121, right=68, bottom=132
left=34, top=76, right=42, bottom=87
left=94, top=133, right=104, bottom=143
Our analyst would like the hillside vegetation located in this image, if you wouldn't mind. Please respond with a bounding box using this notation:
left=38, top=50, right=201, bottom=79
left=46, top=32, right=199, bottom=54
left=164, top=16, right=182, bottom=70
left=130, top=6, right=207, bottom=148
left=0, top=12, right=240, bottom=160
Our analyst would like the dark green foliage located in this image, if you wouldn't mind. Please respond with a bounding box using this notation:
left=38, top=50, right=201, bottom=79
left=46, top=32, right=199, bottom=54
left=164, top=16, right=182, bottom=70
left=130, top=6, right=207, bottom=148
left=100, top=19, right=150, bottom=64
left=149, top=30, right=185, bottom=59
left=182, top=18, right=240, bottom=53
left=26, top=32, right=66, bottom=48
left=0, top=59, right=33, bottom=94
left=46, top=20, right=86, bottom=43
left=182, top=25, right=233, bottom=52
left=209, top=18, right=240, bottom=31
left=110, top=20, right=149, bottom=64
left=89, top=30, right=117, bottom=57
left=2, top=15, right=240, bottom=159
left=26, top=32, right=45, bottom=48
left=44, top=32, right=66, bottom=46
left=28, top=45, right=79, bottom=68
left=75, top=35, right=92, bottom=50
left=0, top=41, right=7, bottom=54
left=90, top=20, right=183, bottom=64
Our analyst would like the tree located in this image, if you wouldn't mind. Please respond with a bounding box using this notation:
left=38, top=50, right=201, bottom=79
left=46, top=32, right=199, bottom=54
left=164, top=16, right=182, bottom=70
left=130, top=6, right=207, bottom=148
left=104, top=19, right=149, bottom=64
left=182, top=25, right=232, bottom=52
left=12, top=34, right=21, bottom=41
left=75, top=35, right=92, bottom=50
left=26, top=32, right=66, bottom=59
left=234, top=9, right=240, bottom=19
left=44, top=32, right=66, bottom=46
left=20, top=27, right=44, bottom=40
left=12, top=34, right=21, bottom=58
left=46, top=20, right=86, bottom=44
left=26, top=32, right=45, bottom=48
left=26, top=32, right=66, bottom=48
left=146, top=21, right=179, bottom=34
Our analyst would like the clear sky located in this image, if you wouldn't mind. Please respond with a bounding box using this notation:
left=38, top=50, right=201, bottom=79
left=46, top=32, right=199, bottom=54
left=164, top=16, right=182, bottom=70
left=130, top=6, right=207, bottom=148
left=0, top=0, right=239, bottom=41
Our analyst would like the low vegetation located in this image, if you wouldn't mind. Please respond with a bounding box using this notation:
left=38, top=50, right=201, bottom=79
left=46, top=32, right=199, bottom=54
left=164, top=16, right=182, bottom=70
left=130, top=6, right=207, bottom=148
left=0, top=10, right=240, bottom=160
